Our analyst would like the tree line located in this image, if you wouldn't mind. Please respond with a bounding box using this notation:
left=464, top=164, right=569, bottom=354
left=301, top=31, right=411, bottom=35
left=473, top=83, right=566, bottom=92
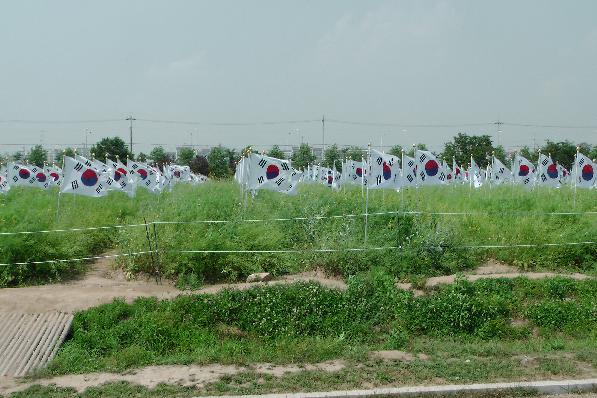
left=2, top=134, right=596, bottom=179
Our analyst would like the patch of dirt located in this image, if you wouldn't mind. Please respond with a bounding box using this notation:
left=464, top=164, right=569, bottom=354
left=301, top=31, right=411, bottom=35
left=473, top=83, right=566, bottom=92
left=395, top=282, right=425, bottom=296
left=369, top=350, right=429, bottom=362
left=0, top=361, right=346, bottom=395
left=426, top=259, right=591, bottom=288
left=0, top=258, right=348, bottom=314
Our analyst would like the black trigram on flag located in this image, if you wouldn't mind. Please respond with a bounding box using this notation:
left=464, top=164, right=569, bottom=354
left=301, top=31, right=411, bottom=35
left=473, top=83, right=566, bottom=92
left=498, top=167, right=505, bottom=174
left=579, top=158, right=585, bottom=166
left=419, top=171, right=426, bottom=181
left=83, top=159, right=92, bottom=167
left=257, top=176, right=264, bottom=184
left=71, top=180, right=79, bottom=189
left=376, top=175, right=382, bottom=185
left=74, top=163, right=83, bottom=172
left=275, top=177, right=285, bottom=186
left=439, top=172, right=446, bottom=181
left=120, top=181, right=127, bottom=189
left=258, top=159, right=267, bottom=168
left=12, top=165, right=19, bottom=171
left=376, top=157, right=383, bottom=165
left=281, top=163, right=289, bottom=171
left=131, top=163, right=138, bottom=169
left=28, top=177, right=36, bottom=184
left=542, top=158, right=549, bottom=166
left=12, top=176, right=18, bottom=183
left=407, top=174, right=414, bottom=183
left=95, top=184, right=103, bottom=195
left=407, top=160, right=414, bottom=168
left=541, top=174, right=547, bottom=182
left=419, top=153, right=427, bottom=163
left=523, top=177, right=530, bottom=185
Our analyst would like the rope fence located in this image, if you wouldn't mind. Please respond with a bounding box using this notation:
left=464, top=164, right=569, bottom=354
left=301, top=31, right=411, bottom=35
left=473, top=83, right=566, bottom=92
left=1, top=210, right=596, bottom=236
left=1, top=241, right=596, bottom=267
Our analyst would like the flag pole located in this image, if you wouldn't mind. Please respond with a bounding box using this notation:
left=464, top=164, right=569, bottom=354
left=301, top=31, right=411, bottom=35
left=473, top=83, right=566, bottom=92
left=364, top=143, right=371, bottom=245
left=400, top=149, right=405, bottom=212
left=574, top=147, right=579, bottom=209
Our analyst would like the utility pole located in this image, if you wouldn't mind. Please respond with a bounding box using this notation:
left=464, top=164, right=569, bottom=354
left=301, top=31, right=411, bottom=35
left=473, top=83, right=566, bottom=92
left=321, top=114, right=326, bottom=160
left=126, top=115, right=136, bottom=154
left=494, top=120, right=503, bottom=147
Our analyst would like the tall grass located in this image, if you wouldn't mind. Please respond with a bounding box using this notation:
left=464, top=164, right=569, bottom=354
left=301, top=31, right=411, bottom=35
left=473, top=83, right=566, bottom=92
left=0, top=182, right=596, bottom=287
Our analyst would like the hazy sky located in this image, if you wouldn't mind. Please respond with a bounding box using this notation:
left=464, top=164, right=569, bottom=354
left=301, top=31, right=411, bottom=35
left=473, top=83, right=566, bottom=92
left=1, top=0, right=596, bottom=155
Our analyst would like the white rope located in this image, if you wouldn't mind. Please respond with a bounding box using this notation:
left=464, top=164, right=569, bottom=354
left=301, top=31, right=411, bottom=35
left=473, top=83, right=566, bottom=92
left=1, top=210, right=595, bottom=236
left=1, top=242, right=596, bottom=267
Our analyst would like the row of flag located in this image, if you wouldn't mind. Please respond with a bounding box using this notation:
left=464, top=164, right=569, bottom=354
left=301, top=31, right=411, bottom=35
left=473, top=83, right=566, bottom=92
left=234, top=150, right=597, bottom=195
left=0, top=155, right=207, bottom=196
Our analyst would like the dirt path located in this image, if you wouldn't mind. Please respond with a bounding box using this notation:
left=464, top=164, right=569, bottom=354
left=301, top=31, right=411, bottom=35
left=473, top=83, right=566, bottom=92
left=0, top=361, right=346, bottom=395
left=425, top=260, right=591, bottom=288
left=0, top=257, right=347, bottom=314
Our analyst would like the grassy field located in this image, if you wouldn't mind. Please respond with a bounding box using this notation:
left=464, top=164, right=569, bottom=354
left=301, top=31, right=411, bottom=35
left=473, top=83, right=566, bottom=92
left=0, top=182, right=595, bottom=287
left=7, top=275, right=597, bottom=397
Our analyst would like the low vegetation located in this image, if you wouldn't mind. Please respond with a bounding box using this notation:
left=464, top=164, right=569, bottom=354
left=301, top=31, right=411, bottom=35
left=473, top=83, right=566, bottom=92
left=0, top=182, right=596, bottom=287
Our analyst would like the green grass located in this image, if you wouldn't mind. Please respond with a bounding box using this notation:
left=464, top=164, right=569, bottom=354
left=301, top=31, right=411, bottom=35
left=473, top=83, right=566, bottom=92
left=0, top=182, right=596, bottom=287
left=41, top=274, right=597, bottom=375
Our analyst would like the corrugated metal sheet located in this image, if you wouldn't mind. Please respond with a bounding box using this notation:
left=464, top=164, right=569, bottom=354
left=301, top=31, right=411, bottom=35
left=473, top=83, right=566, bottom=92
left=0, top=312, right=73, bottom=377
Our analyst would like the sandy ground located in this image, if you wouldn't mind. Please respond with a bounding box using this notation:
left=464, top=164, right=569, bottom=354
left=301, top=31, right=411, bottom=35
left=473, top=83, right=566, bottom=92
left=0, top=361, right=346, bottom=395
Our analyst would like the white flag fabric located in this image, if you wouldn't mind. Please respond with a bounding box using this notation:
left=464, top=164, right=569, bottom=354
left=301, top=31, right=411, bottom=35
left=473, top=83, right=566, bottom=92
left=537, top=154, right=560, bottom=187
left=401, top=155, right=417, bottom=186
left=168, top=165, right=192, bottom=184
left=452, top=159, right=465, bottom=182
left=558, top=165, right=570, bottom=186
left=128, top=160, right=159, bottom=193
left=574, top=153, right=596, bottom=189
left=237, top=153, right=301, bottom=194
left=60, top=156, right=108, bottom=197
left=416, top=150, right=447, bottom=185
left=46, top=165, right=63, bottom=187
left=514, top=154, right=536, bottom=187
left=342, top=160, right=366, bottom=185
left=442, top=160, right=454, bottom=183
left=0, top=167, right=10, bottom=194
left=7, top=163, right=42, bottom=188
left=469, top=158, right=483, bottom=188
left=367, top=149, right=400, bottom=189
left=28, top=164, right=51, bottom=189
left=491, top=157, right=512, bottom=185
left=103, top=159, right=136, bottom=197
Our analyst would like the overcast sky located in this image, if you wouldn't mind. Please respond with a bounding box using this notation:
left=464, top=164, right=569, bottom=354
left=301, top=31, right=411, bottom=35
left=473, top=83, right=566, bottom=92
left=1, top=0, right=596, bottom=155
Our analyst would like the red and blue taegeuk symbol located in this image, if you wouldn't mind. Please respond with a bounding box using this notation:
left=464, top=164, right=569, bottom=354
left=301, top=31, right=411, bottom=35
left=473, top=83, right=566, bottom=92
left=81, top=169, right=98, bottom=187
left=582, top=164, right=594, bottom=181
left=138, top=169, right=148, bottom=180
left=356, top=167, right=363, bottom=177
left=50, top=172, right=59, bottom=181
left=382, top=162, right=391, bottom=180
left=455, top=167, right=461, bottom=176
left=117, top=167, right=127, bottom=175
left=425, top=160, right=439, bottom=176
left=327, top=175, right=333, bottom=184
left=19, top=168, right=30, bottom=179
left=113, top=170, right=122, bottom=181
left=174, top=170, right=181, bottom=178
left=266, top=164, right=279, bottom=180
left=519, top=164, right=529, bottom=176
left=546, top=164, right=558, bottom=178
left=36, top=172, right=46, bottom=182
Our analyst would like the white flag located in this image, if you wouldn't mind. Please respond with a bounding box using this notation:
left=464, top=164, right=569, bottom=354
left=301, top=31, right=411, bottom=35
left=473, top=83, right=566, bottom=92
left=469, top=158, right=483, bottom=188
left=401, top=155, right=417, bottom=186
left=491, top=157, right=512, bottom=185
left=367, top=149, right=400, bottom=189
left=574, top=153, right=596, bottom=189
left=46, top=165, right=63, bottom=187
left=0, top=166, right=10, bottom=194
left=240, top=153, right=301, bottom=194
left=416, top=150, right=447, bottom=185
left=537, top=154, right=559, bottom=187
left=60, top=156, right=108, bottom=197
left=7, top=163, right=41, bottom=188
left=513, top=154, right=536, bottom=187
left=452, top=159, right=465, bottom=182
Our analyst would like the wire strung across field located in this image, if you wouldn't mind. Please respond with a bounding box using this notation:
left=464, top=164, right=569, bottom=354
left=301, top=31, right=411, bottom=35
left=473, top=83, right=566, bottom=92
left=1, top=210, right=596, bottom=236
left=1, top=241, right=596, bottom=267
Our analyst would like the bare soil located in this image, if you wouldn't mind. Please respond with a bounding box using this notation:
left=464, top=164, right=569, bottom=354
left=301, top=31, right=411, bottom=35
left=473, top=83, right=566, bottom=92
left=0, top=361, right=346, bottom=395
